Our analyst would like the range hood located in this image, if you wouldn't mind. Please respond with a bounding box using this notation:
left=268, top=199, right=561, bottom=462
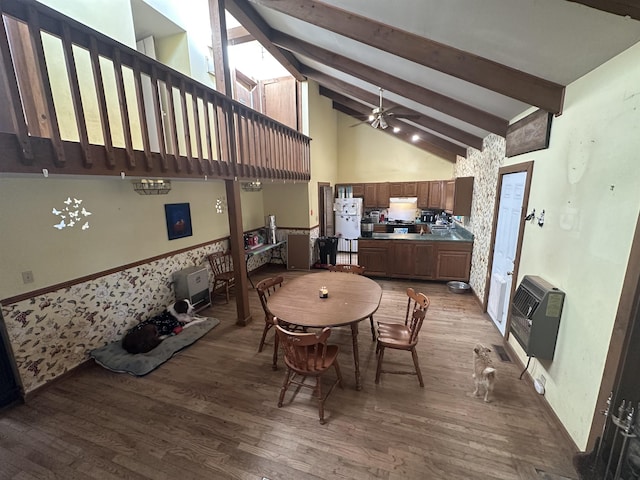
left=389, top=197, right=418, bottom=203
left=388, top=197, right=417, bottom=222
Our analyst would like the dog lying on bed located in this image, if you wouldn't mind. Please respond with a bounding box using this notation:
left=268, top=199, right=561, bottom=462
left=122, top=299, right=206, bottom=354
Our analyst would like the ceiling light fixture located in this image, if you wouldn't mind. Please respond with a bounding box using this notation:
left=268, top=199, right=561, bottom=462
left=241, top=180, right=262, bottom=192
left=393, top=126, right=400, bottom=133
left=132, top=179, right=171, bottom=195
left=412, top=134, right=420, bottom=142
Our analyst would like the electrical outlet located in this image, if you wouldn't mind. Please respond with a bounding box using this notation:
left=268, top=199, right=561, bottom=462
left=22, top=271, right=34, bottom=284
left=538, top=375, right=546, bottom=387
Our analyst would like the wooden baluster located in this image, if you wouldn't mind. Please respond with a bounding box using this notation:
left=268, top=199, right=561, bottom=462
left=0, top=12, right=33, bottom=163
left=132, top=57, right=152, bottom=171
left=26, top=6, right=65, bottom=167
left=202, top=92, right=215, bottom=175
left=191, top=86, right=204, bottom=174
left=112, top=48, right=134, bottom=169
left=88, top=36, right=114, bottom=169
left=61, top=24, right=90, bottom=168
left=210, top=93, right=225, bottom=176
left=164, top=74, right=181, bottom=172
left=150, top=65, right=167, bottom=172
left=179, top=78, right=193, bottom=173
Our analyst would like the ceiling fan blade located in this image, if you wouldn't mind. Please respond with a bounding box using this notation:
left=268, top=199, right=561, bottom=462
left=349, top=119, right=372, bottom=127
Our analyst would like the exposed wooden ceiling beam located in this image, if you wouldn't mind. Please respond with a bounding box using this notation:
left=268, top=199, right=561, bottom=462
left=332, top=103, right=459, bottom=162
left=247, top=0, right=566, bottom=113
left=321, top=87, right=467, bottom=158
left=566, top=0, right=640, bottom=21
left=225, top=0, right=305, bottom=81
left=227, top=25, right=254, bottom=45
left=272, top=31, right=508, bottom=136
left=307, top=68, right=483, bottom=150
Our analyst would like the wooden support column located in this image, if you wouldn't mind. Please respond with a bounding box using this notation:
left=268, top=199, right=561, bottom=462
left=210, top=0, right=251, bottom=325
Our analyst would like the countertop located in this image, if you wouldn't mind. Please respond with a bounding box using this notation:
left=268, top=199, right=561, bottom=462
left=361, top=226, right=473, bottom=243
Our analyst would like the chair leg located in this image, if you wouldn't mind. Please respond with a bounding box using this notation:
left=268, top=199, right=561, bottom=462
left=375, top=345, right=385, bottom=384
left=258, top=322, right=272, bottom=353
left=278, top=369, right=292, bottom=407
left=334, top=359, right=344, bottom=388
left=225, top=281, right=230, bottom=303
left=272, top=333, right=279, bottom=370
left=316, top=377, right=325, bottom=424
left=411, top=348, right=424, bottom=387
left=369, top=315, right=376, bottom=341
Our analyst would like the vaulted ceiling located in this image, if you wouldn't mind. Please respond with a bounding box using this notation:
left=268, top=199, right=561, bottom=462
left=225, top=0, right=640, bottom=160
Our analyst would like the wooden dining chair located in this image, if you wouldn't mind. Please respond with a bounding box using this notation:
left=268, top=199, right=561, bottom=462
left=375, top=292, right=430, bottom=387
left=256, top=276, right=284, bottom=370
left=207, top=251, right=235, bottom=304
left=327, top=264, right=375, bottom=341
left=275, top=320, right=343, bottom=424
left=377, top=287, right=427, bottom=336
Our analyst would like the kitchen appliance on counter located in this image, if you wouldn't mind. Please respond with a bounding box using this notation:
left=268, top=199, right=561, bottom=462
left=265, top=214, right=277, bottom=244
left=361, top=217, right=374, bottom=237
left=369, top=210, right=381, bottom=223
left=421, top=210, right=437, bottom=223
left=334, top=197, right=362, bottom=252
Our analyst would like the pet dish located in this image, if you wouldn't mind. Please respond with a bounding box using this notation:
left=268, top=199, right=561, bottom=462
left=447, top=281, right=470, bottom=294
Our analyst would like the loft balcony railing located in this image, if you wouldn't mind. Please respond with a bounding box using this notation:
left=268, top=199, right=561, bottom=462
left=0, top=0, right=311, bottom=181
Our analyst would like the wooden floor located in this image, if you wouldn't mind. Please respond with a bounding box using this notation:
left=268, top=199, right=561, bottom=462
left=0, top=266, right=578, bottom=480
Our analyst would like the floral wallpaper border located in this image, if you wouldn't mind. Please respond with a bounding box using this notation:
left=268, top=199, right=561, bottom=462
left=1, top=232, right=308, bottom=394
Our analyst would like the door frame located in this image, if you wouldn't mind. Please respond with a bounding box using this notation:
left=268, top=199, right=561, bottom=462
left=483, top=161, right=534, bottom=340
left=318, top=181, right=331, bottom=236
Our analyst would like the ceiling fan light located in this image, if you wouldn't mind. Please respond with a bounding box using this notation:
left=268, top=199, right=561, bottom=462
left=412, top=134, right=420, bottom=142
left=393, top=126, right=401, bottom=133
left=368, top=114, right=375, bottom=122
left=380, top=116, right=388, bottom=129
left=371, top=117, right=380, bottom=129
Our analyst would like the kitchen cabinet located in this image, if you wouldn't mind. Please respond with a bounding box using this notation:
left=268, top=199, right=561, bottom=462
left=389, top=182, right=417, bottom=197
left=359, top=239, right=472, bottom=281
left=358, top=240, right=389, bottom=275
left=364, top=182, right=390, bottom=208
left=373, top=224, right=386, bottom=233
left=388, top=242, right=415, bottom=277
left=436, top=241, right=472, bottom=281
left=417, top=181, right=430, bottom=208
left=444, top=177, right=474, bottom=216
left=428, top=181, right=445, bottom=209
left=351, top=183, right=365, bottom=197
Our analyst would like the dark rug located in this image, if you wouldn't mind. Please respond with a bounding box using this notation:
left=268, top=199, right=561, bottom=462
left=90, top=317, right=220, bottom=376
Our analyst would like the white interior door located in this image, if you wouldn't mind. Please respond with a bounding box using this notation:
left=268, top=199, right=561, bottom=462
left=487, top=171, right=527, bottom=336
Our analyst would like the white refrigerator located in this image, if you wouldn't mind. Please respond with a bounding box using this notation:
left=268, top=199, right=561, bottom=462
left=334, top=198, right=362, bottom=253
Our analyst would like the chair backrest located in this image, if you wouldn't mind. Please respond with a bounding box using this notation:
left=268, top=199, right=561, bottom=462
left=404, top=288, right=430, bottom=325
left=208, top=251, right=233, bottom=276
left=256, top=276, right=284, bottom=318
left=328, top=264, right=366, bottom=275
left=275, top=322, right=333, bottom=373
left=407, top=307, right=427, bottom=345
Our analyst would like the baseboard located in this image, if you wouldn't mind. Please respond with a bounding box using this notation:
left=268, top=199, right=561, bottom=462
left=503, top=341, right=580, bottom=453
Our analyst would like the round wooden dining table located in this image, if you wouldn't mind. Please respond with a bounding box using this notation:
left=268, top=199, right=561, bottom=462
left=268, top=271, right=382, bottom=390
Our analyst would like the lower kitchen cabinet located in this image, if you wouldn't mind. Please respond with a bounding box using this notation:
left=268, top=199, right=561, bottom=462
left=436, top=242, right=472, bottom=281
left=359, top=239, right=471, bottom=281
left=358, top=241, right=389, bottom=275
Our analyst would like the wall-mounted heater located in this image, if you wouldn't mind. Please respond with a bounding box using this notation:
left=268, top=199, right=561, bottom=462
left=173, top=266, right=211, bottom=312
left=510, top=275, right=565, bottom=360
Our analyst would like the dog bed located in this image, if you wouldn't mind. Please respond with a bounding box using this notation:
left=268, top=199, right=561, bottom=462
left=90, top=317, right=220, bottom=376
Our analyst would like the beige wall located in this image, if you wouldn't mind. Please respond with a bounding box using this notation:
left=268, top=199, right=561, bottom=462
left=337, top=112, right=454, bottom=182
left=504, top=41, right=640, bottom=449
left=306, top=80, right=339, bottom=227
left=456, top=42, right=640, bottom=450
left=0, top=176, right=229, bottom=299
left=262, top=182, right=310, bottom=229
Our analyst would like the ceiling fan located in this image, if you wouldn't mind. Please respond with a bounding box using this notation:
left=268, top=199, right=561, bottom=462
left=351, top=88, right=418, bottom=129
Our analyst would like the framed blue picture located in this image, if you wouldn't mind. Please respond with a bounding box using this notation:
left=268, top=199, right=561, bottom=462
left=165, top=203, right=192, bottom=240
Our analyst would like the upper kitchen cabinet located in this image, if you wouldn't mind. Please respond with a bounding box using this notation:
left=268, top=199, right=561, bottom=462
left=389, top=182, right=418, bottom=197
left=364, top=182, right=390, bottom=208
left=428, top=181, right=445, bottom=209
left=445, top=177, right=474, bottom=216
left=417, top=181, right=430, bottom=208
left=351, top=183, right=365, bottom=197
